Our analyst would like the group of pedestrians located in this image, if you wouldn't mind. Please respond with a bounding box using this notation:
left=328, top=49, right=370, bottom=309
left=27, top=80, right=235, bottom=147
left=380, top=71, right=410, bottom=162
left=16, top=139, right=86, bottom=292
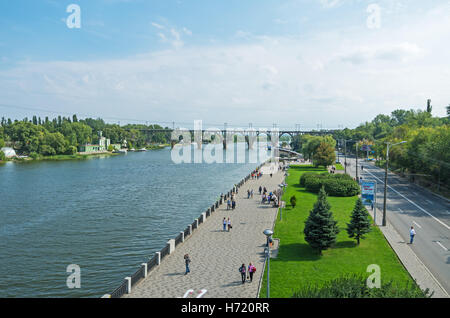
left=247, top=189, right=254, bottom=199
left=238, top=263, right=257, bottom=284
left=223, top=217, right=232, bottom=232
left=227, top=193, right=237, bottom=210
left=251, top=170, right=263, bottom=180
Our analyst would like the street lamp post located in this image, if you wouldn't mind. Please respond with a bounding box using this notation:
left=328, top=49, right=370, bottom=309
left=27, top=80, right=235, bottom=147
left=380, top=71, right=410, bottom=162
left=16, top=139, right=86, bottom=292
left=342, top=139, right=353, bottom=174
left=263, top=229, right=273, bottom=298
left=382, top=141, right=407, bottom=226
left=356, top=142, right=359, bottom=181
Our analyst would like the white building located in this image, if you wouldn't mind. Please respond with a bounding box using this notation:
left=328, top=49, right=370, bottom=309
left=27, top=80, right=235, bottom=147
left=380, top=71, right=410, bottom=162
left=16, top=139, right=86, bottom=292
left=1, top=147, right=17, bottom=158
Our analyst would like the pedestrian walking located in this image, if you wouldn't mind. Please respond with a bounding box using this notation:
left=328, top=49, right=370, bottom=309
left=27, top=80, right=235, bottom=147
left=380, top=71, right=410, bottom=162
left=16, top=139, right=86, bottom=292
left=239, top=264, right=246, bottom=284
left=259, top=186, right=262, bottom=195
left=227, top=218, right=232, bottom=232
left=409, top=226, right=416, bottom=244
left=223, top=218, right=227, bottom=231
left=250, top=189, right=254, bottom=198
left=247, top=189, right=251, bottom=199
left=184, top=254, right=191, bottom=275
left=232, top=200, right=236, bottom=210
left=227, top=199, right=231, bottom=210
left=247, top=263, right=256, bottom=282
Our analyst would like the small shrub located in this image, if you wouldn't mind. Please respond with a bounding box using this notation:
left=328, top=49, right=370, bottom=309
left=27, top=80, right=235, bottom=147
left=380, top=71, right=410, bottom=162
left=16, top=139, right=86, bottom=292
left=290, top=195, right=297, bottom=208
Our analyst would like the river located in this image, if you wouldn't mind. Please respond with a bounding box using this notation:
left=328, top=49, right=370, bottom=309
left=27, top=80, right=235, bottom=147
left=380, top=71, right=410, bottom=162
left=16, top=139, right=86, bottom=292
left=0, top=145, right=269, bottom=297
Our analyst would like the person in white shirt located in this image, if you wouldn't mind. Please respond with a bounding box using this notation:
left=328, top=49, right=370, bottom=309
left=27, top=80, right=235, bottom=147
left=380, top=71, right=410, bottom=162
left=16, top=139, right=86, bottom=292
left=409, top=226, right=416, bottom=244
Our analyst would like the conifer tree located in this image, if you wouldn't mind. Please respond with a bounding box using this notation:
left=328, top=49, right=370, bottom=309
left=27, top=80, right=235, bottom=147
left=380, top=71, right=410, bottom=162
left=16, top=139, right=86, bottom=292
left=290, top=195, right=297, bottom=208
left=346, top=198, right=372, bottom=245
left=304, top=186, right=339, bottom=255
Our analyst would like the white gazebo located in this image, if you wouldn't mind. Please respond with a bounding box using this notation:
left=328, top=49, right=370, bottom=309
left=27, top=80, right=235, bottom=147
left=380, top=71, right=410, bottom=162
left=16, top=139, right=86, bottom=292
left=1, top=147, right=17, bottom=158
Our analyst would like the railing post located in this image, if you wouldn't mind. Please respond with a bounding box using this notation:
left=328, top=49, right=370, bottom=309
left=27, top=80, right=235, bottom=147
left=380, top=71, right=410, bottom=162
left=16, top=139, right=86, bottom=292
left=141, top=263, right=148, bottom=278
left=168, top=239, right=175, bottom=254
left=195, top=219, right=199, bottom=228
left=180, top=231, right=185, bottom=242
left=202, top=212, right=206, bottom=223
left=125, top=277, right=131, bottom=294
left=189, top=224, right=192, bottom=235
left=156, top=252, right=161, bottom=265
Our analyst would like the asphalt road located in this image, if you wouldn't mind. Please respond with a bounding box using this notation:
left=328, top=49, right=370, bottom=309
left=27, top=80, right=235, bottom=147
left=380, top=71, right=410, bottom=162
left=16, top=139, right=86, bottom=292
left=342, top=155, right=450, bottom=295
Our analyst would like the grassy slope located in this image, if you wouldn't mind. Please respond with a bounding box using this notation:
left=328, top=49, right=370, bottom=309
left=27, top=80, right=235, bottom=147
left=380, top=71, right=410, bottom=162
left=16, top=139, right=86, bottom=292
left=259, top=165, right=415, bottom=298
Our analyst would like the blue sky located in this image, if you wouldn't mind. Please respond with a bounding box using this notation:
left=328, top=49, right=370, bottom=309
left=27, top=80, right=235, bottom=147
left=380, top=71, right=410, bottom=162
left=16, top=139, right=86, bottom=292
left=0, top=0, right=449, bottom=128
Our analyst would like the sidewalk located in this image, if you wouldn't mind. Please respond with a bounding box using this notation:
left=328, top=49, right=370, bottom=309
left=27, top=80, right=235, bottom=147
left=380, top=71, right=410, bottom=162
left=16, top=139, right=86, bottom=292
left=124, top=163, right=284, bottom=298
left=346, top=160, right=449, bottom=298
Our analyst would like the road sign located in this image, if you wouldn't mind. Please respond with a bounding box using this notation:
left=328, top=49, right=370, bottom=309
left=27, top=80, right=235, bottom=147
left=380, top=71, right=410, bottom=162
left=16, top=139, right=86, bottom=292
left=361, top=181, right=376, bottom=205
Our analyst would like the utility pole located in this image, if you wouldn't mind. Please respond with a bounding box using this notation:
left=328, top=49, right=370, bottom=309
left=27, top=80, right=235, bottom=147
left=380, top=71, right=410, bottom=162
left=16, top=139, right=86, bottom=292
left=344, top=140, right=347, bottom=174
left=382, top=142, right=389, bottom=227
left=382, top=141, right=407, bottom=226
left=342, top=139, right=352, bottom=174
left=356, top=142, right=359, bottom=181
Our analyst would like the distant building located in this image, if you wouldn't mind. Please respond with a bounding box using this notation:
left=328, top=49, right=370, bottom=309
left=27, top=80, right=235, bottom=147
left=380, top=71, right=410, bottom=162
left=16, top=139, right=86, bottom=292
left=1, top=147, right=17, bottom=158
left=78, top=131, right=111, bottom=153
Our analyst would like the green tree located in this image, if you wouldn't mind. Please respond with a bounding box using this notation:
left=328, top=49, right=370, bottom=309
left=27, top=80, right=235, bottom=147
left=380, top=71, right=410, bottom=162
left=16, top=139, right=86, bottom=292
left=313, top=141, right=336, bottom=168
left=304, top=186, right=339, bottom=255
left=0, top=150, right=5, bottom=161
left=346, top=198, right=372, bottom=245
left=290, top=195, right=297, bottom=208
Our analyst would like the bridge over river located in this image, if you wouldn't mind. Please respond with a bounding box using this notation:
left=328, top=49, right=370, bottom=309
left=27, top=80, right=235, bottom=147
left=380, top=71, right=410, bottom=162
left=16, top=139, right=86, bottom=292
left=123, top=127, right=337, bottom=149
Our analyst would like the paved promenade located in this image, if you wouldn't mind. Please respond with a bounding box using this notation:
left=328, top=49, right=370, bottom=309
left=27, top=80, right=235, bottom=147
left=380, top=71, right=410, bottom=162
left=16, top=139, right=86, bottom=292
left=125, top=163, right=284, bottom=298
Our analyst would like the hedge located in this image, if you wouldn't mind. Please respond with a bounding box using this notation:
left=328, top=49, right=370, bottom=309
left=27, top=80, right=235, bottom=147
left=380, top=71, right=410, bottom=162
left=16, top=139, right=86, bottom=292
left=302, top=173, right=360, bottom=197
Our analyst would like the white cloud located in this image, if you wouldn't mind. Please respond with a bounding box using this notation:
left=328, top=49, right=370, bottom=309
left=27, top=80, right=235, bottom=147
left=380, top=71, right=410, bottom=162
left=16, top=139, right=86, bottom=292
left=182, top=27, right=192, bottom=36
left=151, top=22, right=165, bottom=30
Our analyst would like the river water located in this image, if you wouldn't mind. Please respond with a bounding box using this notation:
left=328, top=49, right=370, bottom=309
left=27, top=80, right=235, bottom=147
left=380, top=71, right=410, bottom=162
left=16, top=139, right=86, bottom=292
left=0, top=145, right=269, bottom=297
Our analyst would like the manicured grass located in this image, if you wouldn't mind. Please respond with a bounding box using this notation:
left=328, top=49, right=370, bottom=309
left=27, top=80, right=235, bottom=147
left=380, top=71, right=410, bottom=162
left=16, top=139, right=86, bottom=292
left=259, top=165, right=416, bottom=298
left=335, top=163, right=344, bottom=170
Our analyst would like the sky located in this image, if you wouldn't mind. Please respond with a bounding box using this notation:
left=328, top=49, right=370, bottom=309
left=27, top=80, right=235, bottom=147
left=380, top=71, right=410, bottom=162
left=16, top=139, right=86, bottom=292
left=0, top=0, right=449, bottom=129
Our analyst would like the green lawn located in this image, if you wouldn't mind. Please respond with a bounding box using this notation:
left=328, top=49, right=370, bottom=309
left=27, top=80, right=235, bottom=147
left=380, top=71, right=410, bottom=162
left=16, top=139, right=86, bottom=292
left=259, top=165, right=416, bottom=298
left=335, top=163, right=344, bottom=170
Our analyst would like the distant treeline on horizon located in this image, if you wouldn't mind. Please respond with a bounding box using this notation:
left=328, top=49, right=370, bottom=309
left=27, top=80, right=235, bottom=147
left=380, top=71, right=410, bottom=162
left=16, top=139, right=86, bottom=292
left=0, top=115, right=171, bottom=158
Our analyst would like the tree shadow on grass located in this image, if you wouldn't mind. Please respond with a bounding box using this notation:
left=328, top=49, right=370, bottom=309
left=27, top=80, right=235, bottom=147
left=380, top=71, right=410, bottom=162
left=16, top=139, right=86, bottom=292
left=275, top=243, right=322, bottom=262
left=333, top=241, right=357, bottom=249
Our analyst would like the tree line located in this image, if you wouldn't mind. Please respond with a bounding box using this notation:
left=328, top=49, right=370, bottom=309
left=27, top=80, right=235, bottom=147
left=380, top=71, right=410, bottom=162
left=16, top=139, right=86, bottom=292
left=0, top=115, right=172, bottom=158
left=333, top=107, right=449, bottom=192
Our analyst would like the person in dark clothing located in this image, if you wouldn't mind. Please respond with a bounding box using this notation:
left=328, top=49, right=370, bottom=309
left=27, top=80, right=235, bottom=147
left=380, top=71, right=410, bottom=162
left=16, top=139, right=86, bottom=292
left=239, top=264, right=246, bottom=284
left=259, top=186, right=262, bottom=195
left=184, top=254, right=191, bottom=275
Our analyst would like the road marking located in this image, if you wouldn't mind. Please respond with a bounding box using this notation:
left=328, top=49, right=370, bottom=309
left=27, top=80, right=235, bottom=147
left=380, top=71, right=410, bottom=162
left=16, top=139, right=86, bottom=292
left=412, top=221, right=422, bottom=229
left=435, top=241, right=448, bottom=251
left=364, top=169, right=450, bottom=231
left=425, top=199, right=434, bottom=205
